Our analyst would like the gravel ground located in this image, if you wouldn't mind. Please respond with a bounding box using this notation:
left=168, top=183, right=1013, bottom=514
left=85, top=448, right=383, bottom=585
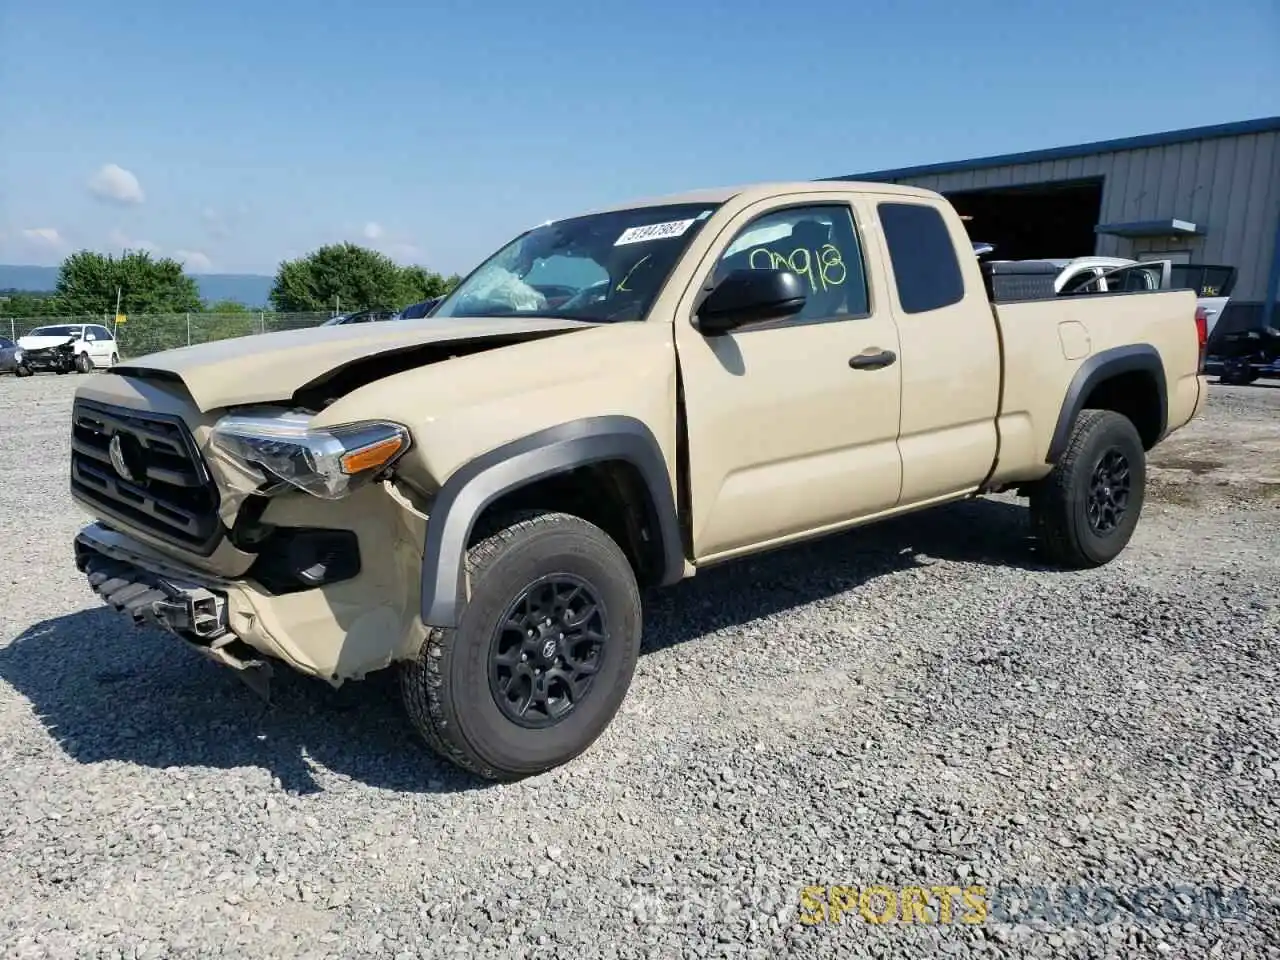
left=0, top=372, right=1277, bottom=959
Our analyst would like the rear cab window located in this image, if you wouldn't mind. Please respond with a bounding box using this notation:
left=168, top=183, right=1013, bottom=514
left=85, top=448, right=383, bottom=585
left=877, top=202, right=966, bottom=314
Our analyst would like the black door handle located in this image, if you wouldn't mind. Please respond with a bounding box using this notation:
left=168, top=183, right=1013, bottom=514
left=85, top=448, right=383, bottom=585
left=849, top=349, right=897, bottom=370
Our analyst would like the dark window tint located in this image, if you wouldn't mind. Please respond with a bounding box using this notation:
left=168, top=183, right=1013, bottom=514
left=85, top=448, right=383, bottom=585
left=1169, top=264, right=1237, bottom=297
left=877, top=202, right=965, bottom=314
left=92, top=325, right=113, bottom=339
left=0, top=337, right=13, bottom=348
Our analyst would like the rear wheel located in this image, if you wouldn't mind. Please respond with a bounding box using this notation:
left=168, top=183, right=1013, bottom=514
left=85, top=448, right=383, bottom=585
left=400, top=510, right=642, bottom=781
left=110, top=353, right=119, bottom=366
left=1219, top=359, right=1259, bottom=385
left=1029, top=409, right=1146, bottom=569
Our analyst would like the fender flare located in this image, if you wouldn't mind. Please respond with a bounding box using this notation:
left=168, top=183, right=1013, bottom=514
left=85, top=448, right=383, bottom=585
left=1046, top=343, right=1167, bottom=464
left=419, top=415, right=685, bottom=627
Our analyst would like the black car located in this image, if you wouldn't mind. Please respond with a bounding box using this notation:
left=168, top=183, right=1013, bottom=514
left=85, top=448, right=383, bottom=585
left=0, top=336, right=32, bottom=377
left=320, top=308, right=398, bottom=327
left=394, top=297, right=443, bottom=321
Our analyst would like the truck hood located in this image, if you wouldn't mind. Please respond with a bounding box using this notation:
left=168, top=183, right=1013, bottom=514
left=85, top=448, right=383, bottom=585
left=110, top=316, right=594, bottom=412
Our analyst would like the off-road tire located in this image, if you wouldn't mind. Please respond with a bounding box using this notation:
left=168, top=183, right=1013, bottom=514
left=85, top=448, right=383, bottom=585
left=75, top=352, right=92, bottom=373
left=1030, top=409, right=1146, bottom=569
left=400, top=510, right=642, bottom=781
left=1219, top=364, right=1259, bottom=386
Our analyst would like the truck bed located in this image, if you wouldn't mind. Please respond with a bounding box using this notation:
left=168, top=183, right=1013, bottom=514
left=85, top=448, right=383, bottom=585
left=985, top=288, right=1204, bottom=488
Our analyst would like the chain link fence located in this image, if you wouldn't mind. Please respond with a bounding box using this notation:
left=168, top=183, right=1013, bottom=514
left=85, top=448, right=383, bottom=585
left=3, top=313, right=331, bottom=358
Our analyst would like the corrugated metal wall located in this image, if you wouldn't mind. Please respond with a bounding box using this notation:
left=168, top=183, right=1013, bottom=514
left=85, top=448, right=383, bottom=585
left=890, top=130, right=1280, bottom=303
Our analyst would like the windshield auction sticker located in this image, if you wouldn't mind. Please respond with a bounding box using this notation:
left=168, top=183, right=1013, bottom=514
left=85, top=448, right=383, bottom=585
left=615, top=219, right=696, bottom=246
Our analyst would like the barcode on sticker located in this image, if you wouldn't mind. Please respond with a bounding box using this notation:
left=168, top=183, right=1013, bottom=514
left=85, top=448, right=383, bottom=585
left=615, top=219, right=696, bottom=246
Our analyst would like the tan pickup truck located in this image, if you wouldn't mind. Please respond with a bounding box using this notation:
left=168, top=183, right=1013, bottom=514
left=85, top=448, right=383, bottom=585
left=69, top=181, right=1208, bottom=780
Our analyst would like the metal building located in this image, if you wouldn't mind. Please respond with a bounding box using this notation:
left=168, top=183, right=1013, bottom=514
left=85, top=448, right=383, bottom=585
left=831, top=116, right=1280, bottom=328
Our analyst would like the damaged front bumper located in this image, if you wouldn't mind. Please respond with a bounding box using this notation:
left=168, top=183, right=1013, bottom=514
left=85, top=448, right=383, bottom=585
left=74, top=525, right=274, bottom=700
left=23, top=344, right=79, bottom=373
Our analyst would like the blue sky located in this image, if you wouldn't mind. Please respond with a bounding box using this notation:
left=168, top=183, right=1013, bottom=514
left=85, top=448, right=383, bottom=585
left=2, top=0, right=1277, bottom=276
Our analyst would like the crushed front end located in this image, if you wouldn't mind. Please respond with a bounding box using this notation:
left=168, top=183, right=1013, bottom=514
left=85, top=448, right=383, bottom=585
left=24, top=339, right=79, bottom=373
left=69, top=389, right=433, bottom=698
left=73, top=524, right=273, bottom=699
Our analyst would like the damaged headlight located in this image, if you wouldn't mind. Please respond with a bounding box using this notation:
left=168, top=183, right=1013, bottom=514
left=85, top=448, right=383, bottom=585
left=209, top=409, right=410, bottom=500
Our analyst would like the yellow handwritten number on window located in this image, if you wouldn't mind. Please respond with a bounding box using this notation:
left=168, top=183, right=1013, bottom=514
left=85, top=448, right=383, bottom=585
left=746, top=245, right=846, bottom=293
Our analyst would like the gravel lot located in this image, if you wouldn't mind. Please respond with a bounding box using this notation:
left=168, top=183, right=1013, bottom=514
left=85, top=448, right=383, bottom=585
left=1, top=372, right=1277, bottom=959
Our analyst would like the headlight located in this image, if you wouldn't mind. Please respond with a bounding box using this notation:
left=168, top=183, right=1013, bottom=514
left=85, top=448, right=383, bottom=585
left=209, top=409, right=410, bottom=500
left=12, top=350, right=22, bottom=362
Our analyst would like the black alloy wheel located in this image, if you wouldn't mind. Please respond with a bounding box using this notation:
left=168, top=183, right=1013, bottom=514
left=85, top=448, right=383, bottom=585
left=1028, top=409, right=1146, bottom=569
left=1086, top=449, right=1131, bottom=536
left=399, top=510, right=643, bottom=781
left=488, top=574, right=608, bottom=728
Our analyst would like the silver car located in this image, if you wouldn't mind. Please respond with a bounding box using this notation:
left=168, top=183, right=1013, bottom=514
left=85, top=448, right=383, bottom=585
left=0, top=336, right=32, bottom=377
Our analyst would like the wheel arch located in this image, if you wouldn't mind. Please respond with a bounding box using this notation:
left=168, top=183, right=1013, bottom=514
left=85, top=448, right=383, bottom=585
left=1046, top=344, right=1167, bottom=464
left=419, top=416, right=684, bottom=628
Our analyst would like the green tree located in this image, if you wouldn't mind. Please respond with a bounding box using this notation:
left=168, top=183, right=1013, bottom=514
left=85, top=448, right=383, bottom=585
left=0, top=290, right=61, bottom=317
left=55, top=250, right=201, bottom=315
left=271, top=244, right=460, bottom=312
left=270, top=243, right=405, bottom=313
left=397, top=265, right=458, bottom=305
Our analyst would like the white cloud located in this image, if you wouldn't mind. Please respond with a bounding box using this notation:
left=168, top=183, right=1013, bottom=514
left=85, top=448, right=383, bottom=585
left=351, top=221, right=426, bottom=264
left=88, top=164, right=145, bottom=205
left=21, top=227, right=64, bottom=248
left=383, top=242, right=424, bottom=264
left=201, top=206, right=230, bottom=240
left=173, top=249, right=213, bottom=272
left=107, top=228, right=158, bottom=254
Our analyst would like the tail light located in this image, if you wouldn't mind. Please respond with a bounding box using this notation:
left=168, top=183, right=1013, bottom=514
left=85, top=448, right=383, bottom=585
left=1194, top=305, right=1208, bottom=372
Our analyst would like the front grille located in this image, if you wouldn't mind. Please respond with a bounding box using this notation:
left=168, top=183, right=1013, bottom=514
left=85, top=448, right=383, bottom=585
left=70, top=398, right=224, bottom=555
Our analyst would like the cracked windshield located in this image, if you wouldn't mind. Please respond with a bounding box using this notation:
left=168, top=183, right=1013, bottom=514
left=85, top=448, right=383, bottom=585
left=432, top=204, right=718, bottom=322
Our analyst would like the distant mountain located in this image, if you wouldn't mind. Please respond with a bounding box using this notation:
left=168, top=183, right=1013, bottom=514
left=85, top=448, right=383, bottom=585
left=0, top=265, right=59, bottom=293
left=0, top=264, right=274, bottom=308
left=187, top=273, right=274, bottom=308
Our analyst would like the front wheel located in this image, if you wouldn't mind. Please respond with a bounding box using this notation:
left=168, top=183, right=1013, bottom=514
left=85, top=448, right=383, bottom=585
left=400, top=510, right=642, bottom=781
left=75, top=352, right=93, bottom=373
left=14, top=364, right=32, bottom=378
left=1029, top=409, right=1146, bottom=569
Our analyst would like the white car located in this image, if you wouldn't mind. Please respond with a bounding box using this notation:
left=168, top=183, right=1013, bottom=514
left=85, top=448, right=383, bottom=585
left=17, top=323, right=119, bottom=373
left=981, top=254, right=1236, bottom=339
left=1067, top=260, right=1236, bottom=339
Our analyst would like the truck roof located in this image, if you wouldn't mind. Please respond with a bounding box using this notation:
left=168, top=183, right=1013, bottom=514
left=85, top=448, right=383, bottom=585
left=575, top=180, right=943, bottom=217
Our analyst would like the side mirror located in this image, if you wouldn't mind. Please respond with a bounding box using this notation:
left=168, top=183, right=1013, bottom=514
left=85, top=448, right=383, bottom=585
left=695, top=268, right=807, bottom=335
